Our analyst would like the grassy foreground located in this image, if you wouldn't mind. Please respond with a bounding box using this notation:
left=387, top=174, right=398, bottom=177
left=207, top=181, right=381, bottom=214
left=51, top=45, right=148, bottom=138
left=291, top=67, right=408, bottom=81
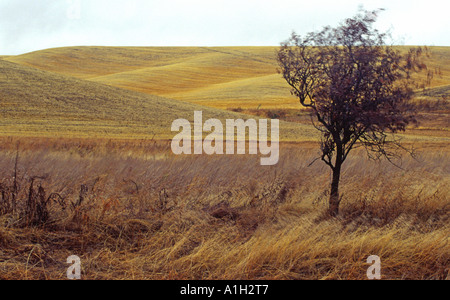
left=0, top=139, right=448, bottom=280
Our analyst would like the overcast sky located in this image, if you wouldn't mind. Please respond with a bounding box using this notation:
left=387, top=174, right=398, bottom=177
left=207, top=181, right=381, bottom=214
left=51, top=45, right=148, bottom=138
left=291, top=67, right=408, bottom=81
left=0, top=0, right=448, bottom=55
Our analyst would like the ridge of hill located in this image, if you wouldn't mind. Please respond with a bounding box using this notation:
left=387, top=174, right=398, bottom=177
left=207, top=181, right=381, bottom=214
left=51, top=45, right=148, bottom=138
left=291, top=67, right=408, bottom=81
left=6, top=46, right=450, bottom=110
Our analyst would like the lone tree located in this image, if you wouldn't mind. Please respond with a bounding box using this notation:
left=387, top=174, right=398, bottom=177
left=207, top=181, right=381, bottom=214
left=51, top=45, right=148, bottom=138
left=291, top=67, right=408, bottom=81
left=277, top=9, right=430, bottom=216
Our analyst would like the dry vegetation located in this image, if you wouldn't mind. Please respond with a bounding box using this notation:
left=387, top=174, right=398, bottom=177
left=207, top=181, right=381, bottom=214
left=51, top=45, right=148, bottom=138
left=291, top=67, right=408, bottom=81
left=0, top=138, right=448, bottom=280
left=0, top=46, right=449, bottom=280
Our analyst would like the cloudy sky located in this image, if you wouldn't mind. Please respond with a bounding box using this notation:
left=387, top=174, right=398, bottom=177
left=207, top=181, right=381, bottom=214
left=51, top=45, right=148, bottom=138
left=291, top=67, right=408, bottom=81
left=0, top=0, right=448, bottom=55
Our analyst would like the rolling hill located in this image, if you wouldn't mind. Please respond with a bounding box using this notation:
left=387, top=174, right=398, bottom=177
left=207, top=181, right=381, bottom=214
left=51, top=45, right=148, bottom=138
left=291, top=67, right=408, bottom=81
left=5, top=46, right=296, bottom=109
left=0, top=58, right=315, bottom=140
left=1, top=46, right=448, bottom=142
left=6, top=46, right=450, bottom=110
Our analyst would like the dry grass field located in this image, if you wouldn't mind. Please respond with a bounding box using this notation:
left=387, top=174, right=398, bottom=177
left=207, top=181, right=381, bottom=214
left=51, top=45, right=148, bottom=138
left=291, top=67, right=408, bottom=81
left=0, top=139, right=448, bottom=280
left=0, top=46, right=449, bottom=280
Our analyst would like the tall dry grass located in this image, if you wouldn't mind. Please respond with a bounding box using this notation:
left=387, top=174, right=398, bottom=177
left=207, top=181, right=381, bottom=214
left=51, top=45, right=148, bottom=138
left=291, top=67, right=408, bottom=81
left=0, top=138, right=448, bottom=280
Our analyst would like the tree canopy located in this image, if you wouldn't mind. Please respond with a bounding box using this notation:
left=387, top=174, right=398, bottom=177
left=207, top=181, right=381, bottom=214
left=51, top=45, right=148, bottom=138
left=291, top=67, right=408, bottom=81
left=277, top=9, right=430, bottom=216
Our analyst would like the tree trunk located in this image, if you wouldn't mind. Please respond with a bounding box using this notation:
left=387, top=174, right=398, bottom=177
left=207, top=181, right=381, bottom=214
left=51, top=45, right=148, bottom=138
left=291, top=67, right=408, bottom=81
left=329, top=159, right=342, bottom=217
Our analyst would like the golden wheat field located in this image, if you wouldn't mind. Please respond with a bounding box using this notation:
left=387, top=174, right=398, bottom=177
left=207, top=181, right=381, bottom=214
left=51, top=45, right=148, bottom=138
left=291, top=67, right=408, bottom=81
left=0, top=46, right=449, bottom=280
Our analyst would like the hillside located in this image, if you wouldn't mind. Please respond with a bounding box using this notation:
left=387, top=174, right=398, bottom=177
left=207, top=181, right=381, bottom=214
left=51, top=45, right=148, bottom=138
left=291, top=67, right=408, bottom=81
left=1, top=46, right=448, bottom=142
left=0, top=59, right=315, bottom=140
left=5, top=46, right=296, bottom=109
left=6, top=46, right=450, bottom=110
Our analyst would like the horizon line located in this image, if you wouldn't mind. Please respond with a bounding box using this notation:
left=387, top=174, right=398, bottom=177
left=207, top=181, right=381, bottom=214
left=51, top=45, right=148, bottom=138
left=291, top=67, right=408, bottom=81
left=3, top=44, right=450, bottom=56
